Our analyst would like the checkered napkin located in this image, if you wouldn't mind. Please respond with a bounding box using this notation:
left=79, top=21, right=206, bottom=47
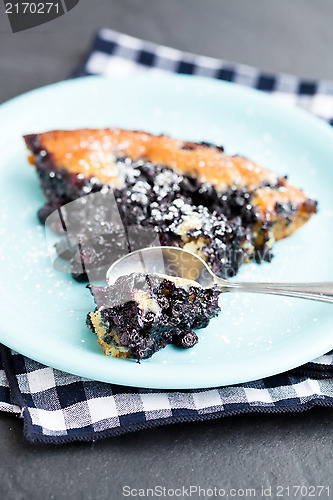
left=1, top=28, right=333, bottom=444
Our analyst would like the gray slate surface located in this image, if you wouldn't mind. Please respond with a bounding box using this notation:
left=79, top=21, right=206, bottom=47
left=1, top=1, right=333, bottom=499
left=1, top=0, right=333, bottom=105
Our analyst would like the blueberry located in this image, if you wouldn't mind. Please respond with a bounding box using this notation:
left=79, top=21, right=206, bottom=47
left=175, top=331, right=198, bottom=349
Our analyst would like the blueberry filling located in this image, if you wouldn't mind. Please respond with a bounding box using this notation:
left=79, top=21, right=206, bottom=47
left=87, top=272, right=221, bottom=360
left=33, top=155, right=275, bottom=281
left=275, top=201, right=297, bottom=224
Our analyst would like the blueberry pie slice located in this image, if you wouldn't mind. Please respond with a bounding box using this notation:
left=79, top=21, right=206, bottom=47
left=87, top=273, right=221, bottom=360
left=24, top=128, right=317, bottom=280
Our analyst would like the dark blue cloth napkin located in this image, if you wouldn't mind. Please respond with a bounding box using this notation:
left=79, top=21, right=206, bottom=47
left=1, top=28, right=333, bottom=444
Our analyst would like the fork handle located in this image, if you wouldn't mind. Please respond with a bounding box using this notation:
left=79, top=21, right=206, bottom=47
left=215, top=280, right=333, bottom=304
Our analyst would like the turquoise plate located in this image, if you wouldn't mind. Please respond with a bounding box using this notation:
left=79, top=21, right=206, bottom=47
left=0, top=74, right=332, bottom=389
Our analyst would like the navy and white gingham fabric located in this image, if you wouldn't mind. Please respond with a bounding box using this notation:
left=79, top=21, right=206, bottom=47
left=1, top=346, right=333, bottom=444
left=72, top=28, right=333, bottom=125
left=1, top=28, right=333, bottom=444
